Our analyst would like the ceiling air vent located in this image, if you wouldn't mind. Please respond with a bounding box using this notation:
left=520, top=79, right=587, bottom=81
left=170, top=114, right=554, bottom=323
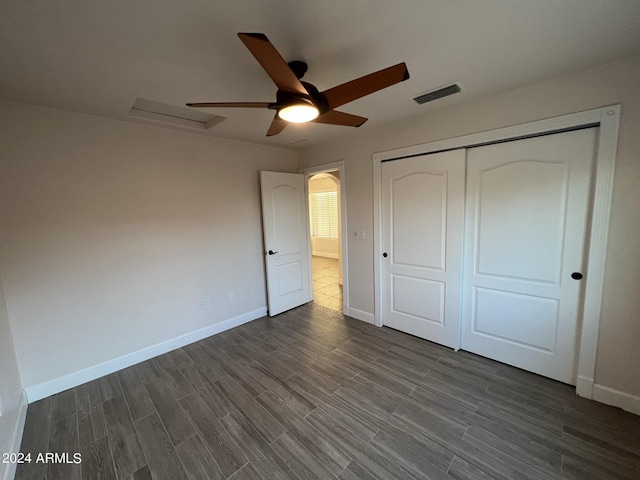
left=129, top=98, right=225, bottom=130
left=287, top=138, right=312, bottom=146
left=413, top=83, right=463, bottom=105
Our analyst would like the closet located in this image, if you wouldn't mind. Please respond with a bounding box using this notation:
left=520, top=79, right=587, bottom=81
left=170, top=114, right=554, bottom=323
left=380, top=128, right=597, bottom=384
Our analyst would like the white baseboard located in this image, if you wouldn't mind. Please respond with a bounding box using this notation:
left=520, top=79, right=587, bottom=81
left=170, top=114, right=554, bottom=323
left=311, top=251, right=339, bottom=259
left=592, top=383, right=640, bottom=416
left=25, top=307, right=267, bottom=403
left=345, top=306, right=375, bottom=325
left=1, top=391, right=28, bottom=480
left=575, top=375, right=594, bottom=398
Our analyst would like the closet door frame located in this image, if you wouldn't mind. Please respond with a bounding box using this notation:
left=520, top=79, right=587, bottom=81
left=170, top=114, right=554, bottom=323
left=372, top=105, right=620, bottom=400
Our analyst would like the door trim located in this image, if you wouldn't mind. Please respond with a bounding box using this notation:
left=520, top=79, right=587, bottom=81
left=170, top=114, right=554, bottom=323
left=299, top=161, right=349, bottom=314
left=372, top=105, right=620, bottom=400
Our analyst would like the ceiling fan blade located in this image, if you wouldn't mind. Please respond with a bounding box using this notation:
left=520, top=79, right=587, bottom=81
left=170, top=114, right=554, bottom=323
left=186, top=102, right=272, bottom=108
left=312, top=110, right=368, bottom=127
left=238, top=33, right=309, bottom=96
left=266, top=114, right=287, bottom=137
left=321, top=62, right=409, bottom=110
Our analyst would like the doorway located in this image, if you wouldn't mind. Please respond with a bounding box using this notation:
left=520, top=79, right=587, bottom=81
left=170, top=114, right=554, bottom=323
left=308, top=172, right=343, bottom=312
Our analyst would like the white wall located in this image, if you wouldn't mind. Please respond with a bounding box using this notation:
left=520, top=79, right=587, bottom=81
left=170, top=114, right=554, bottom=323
left=0, top=274, right=24, bottom=480
left=299, top=55, right=640, bottom=400
left=0, top=101, right=297, bottom=395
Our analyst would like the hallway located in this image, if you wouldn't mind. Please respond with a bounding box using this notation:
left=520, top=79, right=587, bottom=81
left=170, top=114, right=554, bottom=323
left=311, top=256, right=342, bottom=312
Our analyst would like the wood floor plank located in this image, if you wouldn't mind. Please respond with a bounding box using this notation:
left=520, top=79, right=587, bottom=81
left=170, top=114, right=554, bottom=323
left=446, top=456, right=495, bottom=480
left=118, top=365, right=155, bottom=421
left=464, top=424, right=562, bottom=473
left=558, top=428, right=640, bottom=479
left=305, top=405, right=417, bottom=480
left=215, top=374, right=285, bottom=443
left=79, top=435, right=117, bottom=480
left=475, top=399, right=563, bottom=439
left=464, top=427, right=561, bottom=477
left=228, top=463, right=265, bottom=480
left=416, top=369, right=486, bottom=409
left=409, top=386, right=477, bottom=429
left=453, top=431, right=564, bottom=480
left=245, top=360, right=317, bottom=417
left=562, top=421, right=640, bottom=457
left=14, top=466, right=46, bottom=480
left=130, top=360, right=162, bottom=383
left=135, top=412, right=189, bottom=480
left=151, top=355, right=195, bottom=399
left=50, top=388, right=76, bottom=421
left=249, top=349, right=295, bottom=381
left=16, top=398, right=51, bottom=478
left=270, top=432, right=336, bottom=480
left=128, top=465, right=153, bottom=480
left=47, top=412, right=81, bottom=480
left=269, top=350, right=341, bottom=394
left=214, top=341, right=255, bottom=368
left=96, top=372, right=124, bottom=402
left=338, top=460, right=381, bottom=480
left=205, top=342, right=267, bottom=397
left=103, top=395, right=146, bottom=479
left=256, top=389, right=351, bottom=476
left=198, top=376, right=235, bottom=419
left=181, top=363, right=218, bottom=392
left=166, top=347, right=195, bottom=369
left=373, top=351, right=431, bottom=381
left=560, top=452, right=636, bottom=480
left=75, top=380, right=100, bottom=417
left=175, top=434, right=225, bottom=480
left=144, top=377, right=196, bottom=445
left=182, top=342, right=227, bottom=380
left=219, top=409, right=299, bottom=480
left=371, top=422, right=454, bottom=475
left=179, top=392, right=248, bottom=478
left=335, top=382, right=399, bottom=417
left=287, top=373, right=380, bottom=439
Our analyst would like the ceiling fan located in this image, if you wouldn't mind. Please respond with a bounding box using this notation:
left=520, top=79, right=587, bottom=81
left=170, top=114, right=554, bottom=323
left=186, top=33, right=410, bottom=136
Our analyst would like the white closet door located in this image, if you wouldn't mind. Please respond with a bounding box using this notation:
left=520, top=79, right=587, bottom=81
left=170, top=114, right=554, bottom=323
left=461, top=128, right=596, bottom=384
left=381, top=150, right=465, bottom=348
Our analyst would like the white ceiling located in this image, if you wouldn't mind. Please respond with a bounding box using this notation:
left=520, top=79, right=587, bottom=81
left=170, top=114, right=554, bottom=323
left=2, top=1, right=640, bottom=148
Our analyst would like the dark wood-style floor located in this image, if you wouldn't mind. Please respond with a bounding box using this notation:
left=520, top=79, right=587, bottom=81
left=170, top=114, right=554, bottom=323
left=15, top=304, right=640, bottom=480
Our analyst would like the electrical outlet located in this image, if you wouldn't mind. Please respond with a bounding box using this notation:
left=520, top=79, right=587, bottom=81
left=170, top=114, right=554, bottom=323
left=202, top=298, right=210, bottom=309
left=227, top=290, right=235, bottom=301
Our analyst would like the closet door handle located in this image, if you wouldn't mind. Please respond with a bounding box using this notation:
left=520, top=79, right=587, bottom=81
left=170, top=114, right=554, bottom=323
left=268, top=250, right=278, bottom=255
left=382, top=252, right=388, bottom=258
left=571, top=272, right=583, bottom=280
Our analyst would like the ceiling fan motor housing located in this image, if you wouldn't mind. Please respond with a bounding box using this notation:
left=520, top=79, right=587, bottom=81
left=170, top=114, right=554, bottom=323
left=288, top=61, right=308, bottom=79
left=275, top=81, right=330, bottom=114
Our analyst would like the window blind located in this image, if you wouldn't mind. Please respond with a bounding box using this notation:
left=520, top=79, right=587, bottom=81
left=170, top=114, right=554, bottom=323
left=310, top=191, right=338, bottom=238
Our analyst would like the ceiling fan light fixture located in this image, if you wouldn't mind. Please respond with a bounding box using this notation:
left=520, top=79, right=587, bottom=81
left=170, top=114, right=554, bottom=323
left=278, top=103, right=319, bottom=123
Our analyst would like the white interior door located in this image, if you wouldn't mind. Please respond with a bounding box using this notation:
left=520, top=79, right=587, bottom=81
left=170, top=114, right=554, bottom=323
left=461, top=128, right=597, bottom=384
left=381, top=150, right=465, bottom=348
left=260, top=171, right=312, bottom=316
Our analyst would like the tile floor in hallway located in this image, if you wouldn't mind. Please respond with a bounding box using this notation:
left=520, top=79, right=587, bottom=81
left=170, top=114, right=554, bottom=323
left=312, top=256, right=342, bottom=312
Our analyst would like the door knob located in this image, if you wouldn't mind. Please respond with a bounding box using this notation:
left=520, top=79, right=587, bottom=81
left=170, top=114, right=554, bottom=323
left=268, top=250, right=278, bottom=255
left=382, top=252, right=388, bottom=258
left=571, top=272, right=583, bottom=280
